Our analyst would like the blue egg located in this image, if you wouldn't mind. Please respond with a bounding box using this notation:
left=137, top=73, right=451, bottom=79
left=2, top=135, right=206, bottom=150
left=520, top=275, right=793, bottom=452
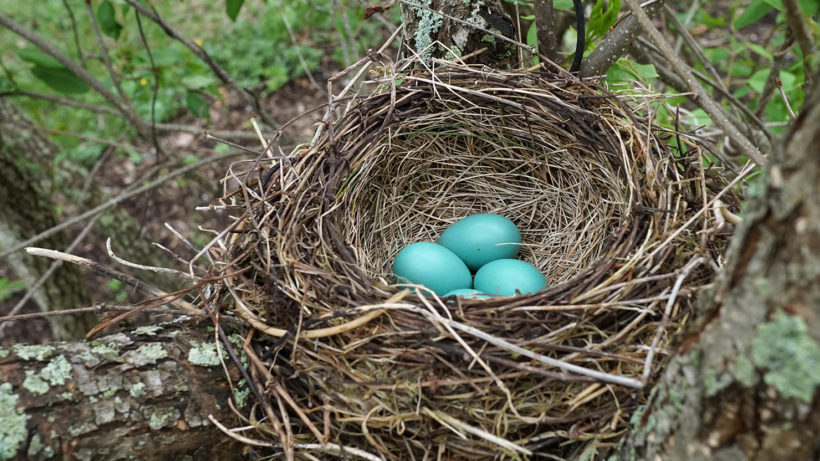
left=442, top=288, right=494, bottom=300
left=473, top=259, right=547, bottom=297
left=393, top=242, right=473, bottom=296
left=438, top=213, right=522, bottom=271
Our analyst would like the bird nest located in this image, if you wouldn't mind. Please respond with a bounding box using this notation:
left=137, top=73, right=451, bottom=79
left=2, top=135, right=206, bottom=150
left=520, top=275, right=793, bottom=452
left=212, top=59, right=741, bottom=459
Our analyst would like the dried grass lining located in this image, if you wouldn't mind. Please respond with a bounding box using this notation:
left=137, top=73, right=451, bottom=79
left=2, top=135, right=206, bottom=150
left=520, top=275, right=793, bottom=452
left=214, top=60, right=740, bottom=459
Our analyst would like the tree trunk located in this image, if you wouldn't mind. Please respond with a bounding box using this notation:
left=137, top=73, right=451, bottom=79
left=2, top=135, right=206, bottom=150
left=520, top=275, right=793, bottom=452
left=620, top=80, right=820, bottom=460
left=0, top=99, right=96, bottom=340
left=399, top=0, right=518, bottom=66
left=0, top=317, right=247, bottom=460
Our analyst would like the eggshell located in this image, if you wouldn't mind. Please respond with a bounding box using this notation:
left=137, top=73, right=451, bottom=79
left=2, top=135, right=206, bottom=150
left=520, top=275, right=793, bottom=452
left=393, top=242, right=472, bottom=295
left=443, top=288, right=493, bottom=299
left=473, top=259, right=547, bottom=297
left=438, top=213, right=522, bottom=271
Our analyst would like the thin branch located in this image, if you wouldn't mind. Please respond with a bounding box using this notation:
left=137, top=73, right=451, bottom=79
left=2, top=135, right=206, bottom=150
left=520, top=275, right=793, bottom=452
left=61, top=0, right=86, bottom=66
left=121, top=0, right=280, bottom=129
left=133, top=8, right=163, bottom=158
left=84, top=0, right=131, bottom=103
left=622, top=0, right=766, bottom=165
left=754, top=33, right=795, bottom=118
left=533, top=0, right=557, bottom=62
left=0, top=150, right=245, bottom=259
left=0, top=214, right=100, bottom=335
left=0, top=11, right=151, bottom=140
left=580, top=0, right=665, bottom=77
left=664, top=4, right=730, bottom=101
left=781, top=0, right=815, bottom=89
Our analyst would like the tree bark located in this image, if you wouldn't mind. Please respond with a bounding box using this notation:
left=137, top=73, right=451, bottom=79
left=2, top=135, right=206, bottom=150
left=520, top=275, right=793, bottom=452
left=0, top=99, right=96, bottom=340
left=0, top=317, right=247, bottom=460
left=399, top=0, right=518, bottom=66
left=620, top=78, right=820, bottom=460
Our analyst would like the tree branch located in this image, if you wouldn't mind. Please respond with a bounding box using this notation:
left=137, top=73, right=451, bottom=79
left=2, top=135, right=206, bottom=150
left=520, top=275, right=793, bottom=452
left=533, top=0, right=557, bottom=63
left=621, top=0, right=767, bottom=165
left=580, top=0, right=665, bottom=77
left=781, top=0, right=815, bottom=89
left=0, top=12, right=151, bottom=140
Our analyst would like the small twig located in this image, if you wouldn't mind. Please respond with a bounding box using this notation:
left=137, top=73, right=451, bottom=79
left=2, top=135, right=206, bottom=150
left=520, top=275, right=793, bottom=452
left=781, top=0, right=815, bottom=89
left=106, top=237, right=193, bottom=278
left=133, top=7, right=163, bottom=158
left=622, top=0, right=766, bottom=165
left=25, top=247, right=200, bottom=313
left=641, top=256, right=704, bottom=383
left=0, top=150, right=245, bottom=259
left=61, top=0, right=85, bottom=66
left=0, top=304, right=190, bottom=324
left=754, top=34, right=795, bottom=119
left=776, top=77, right=797, bottom=119
left=84, top=0, right=130, bottom=103
left=0, top=214, right=100, bottom=335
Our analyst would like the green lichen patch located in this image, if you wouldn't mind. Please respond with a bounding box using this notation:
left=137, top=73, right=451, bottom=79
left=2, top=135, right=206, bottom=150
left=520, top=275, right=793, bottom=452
left=124, top=343, right=169, bottom=367
left=40, top=355, right=72, bottom=386
left=234, top=379, right=250, bottom=408
left=23, top=371, right=50, bottom=396
left=12, top=344, right=54, bottom=361
left=133, top=325, right=163, bottom=336
left=148, top=409, right=177, bottom=431
left=129, top=382, right=146, bottom=399
left=0, top=348, right=8, bottom=359
left=412, top=0, right=443, bottom=60
left=187, top=341, right=224, bottom=367
left=733, top=355, right=755, bottom=387
left=752, top=310, right=820, bottom=402
left=0, top=382, right=30, bottom=460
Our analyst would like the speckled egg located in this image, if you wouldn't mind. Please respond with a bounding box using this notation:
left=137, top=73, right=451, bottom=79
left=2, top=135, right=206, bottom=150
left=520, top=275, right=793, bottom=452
left=438, top=213, right=522, bottom=271
left=393, top=242, right=472, bottom=296
left=473, top=259, right=547, bottom=297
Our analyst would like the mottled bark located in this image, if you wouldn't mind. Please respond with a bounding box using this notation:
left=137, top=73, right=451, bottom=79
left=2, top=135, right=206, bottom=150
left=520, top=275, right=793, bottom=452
left=0, top=98, right=96, bottom=340
left=0, top=318, right=247, bottom=460
left=399, top=0, right=517, bottom=66
left=620, top=78, right=820, bottom=460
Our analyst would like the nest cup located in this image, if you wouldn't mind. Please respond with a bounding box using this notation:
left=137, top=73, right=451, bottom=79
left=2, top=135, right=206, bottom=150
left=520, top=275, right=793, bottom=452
left=221, top=61, right=739, bottom=459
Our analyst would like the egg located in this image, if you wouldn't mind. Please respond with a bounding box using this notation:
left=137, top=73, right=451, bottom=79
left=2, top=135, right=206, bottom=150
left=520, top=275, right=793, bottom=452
left=393, top=242, right=473, bottom=296
left=443, top=288, right=493, bottom=299
left=473, top=259, right=547, bottom=297
left=438, top=213, right=522, bottom=271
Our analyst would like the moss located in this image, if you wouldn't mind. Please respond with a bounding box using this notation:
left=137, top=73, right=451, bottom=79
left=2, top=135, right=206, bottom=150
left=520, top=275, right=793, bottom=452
left=187, top=341, right=224, bottom=367
left=0, top=382, right=29, bottom=460
left=129, top=382, right=147, bottom=399
left=12, top=344, right=54, bottom=361
left=752, top=310, right=820, bottom=402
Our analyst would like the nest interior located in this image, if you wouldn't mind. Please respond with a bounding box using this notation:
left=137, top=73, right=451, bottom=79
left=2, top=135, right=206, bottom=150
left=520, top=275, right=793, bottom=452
left=219, top=61, right=740, bottom=459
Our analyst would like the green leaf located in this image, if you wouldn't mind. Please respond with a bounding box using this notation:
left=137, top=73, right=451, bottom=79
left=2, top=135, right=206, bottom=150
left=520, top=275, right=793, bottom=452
left=18, top=48, right=63, bottom=68
left=763, top=0, right=783, bottom=10
left=30, top=66, right=90, bottom=94
left=0, top=278, right=26, bottom=303
left=746, top=43, right=772, bottom=61
left=526, top=21, right=537, bottom=48
left=185, top=89, right=209, bottom=120
left=226, top=0, right=244, bottom=21
left=587, top=0, right=621, bottom=44
left=735, top=0, right=772, bottom=29
left=182, top=74, right=216, bottom=89
left=800, top=0, right=818, bottom=14
left=96, top=0, right=123, bottom=39
left=748, top=69, right=769, bottom=92
left=554, top=0, right=573, bottom=9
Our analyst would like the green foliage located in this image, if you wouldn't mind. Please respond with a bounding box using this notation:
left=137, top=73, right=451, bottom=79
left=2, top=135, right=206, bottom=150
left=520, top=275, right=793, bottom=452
left=0, top=277, right=27, bottom=303
left=17, top=49, right=89, bottom=94
left=96, top=0, right=124, bottom=40
left=587, top=0, right=621, bottom=46
left=226, top=0, right=246, bottom=22
left=752, top=310, right=820, bottom=402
